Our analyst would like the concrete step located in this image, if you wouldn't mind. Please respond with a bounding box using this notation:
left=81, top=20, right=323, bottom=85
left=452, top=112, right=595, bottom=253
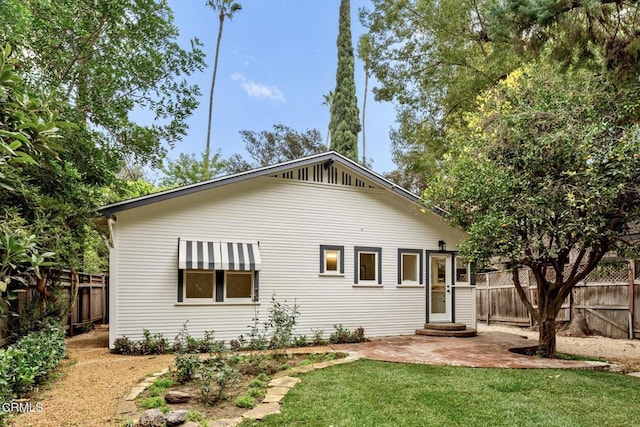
left=415, top=328, right=477, bottom=338
left=423, top=322, right=467, bottom=331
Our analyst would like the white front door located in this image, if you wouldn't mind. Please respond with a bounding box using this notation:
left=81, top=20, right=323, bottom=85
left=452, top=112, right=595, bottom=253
left=429, top=253, right=452, bottom=322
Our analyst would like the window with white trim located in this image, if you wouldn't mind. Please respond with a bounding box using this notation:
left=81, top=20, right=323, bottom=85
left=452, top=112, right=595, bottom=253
left=397, top=249, right=423, bottom=285
left=354, top=246, right=382, bottom=284
left=320, top=245, right=344, bottom=275
left=456, top=257, right=470, bottom=284
left=184, top=270, right=215, bottom=301
left=225, top=271, right=253, bottom=300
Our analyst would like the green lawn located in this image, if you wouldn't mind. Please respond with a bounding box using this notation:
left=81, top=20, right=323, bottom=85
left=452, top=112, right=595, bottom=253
left=242, top=359, right=640, bottom=427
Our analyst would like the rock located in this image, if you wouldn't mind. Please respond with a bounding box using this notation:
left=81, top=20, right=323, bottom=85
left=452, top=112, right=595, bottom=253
left=165, top=390, right=191, bottom=404
left=165, top=409, right=189, bottom=426
left=139, top=409, right=166, bottom=427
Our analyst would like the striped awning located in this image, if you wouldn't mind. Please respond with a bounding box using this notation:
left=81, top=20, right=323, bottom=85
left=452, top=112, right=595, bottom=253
left=178, top=240, right=262, bottom=271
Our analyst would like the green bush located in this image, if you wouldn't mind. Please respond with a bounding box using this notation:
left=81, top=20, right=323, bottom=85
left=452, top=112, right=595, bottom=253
left=137, top=396, right=166, bottom=409
left=139, top=329, right=169, bottom=355
left=0, top=321, right=66, bottom=416
left=174, top=353, right=201, bottom=384
left=329, top=324, right=366, bottom=344
left=235, top=395, right=256, bottom=409
left=112, top=336, right=139, bottom=355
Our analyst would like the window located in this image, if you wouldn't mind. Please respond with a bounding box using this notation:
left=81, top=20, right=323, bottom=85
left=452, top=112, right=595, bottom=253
left=354, top=246, right=382, bottom=284
left=397, top=249, right=423, bottom=285
left=456, top=257, right=470, bottom=284
left=184, top=270, right=214, bottom=301
left=319, top=245, right=344, bottom=275
left=225, top=271, right=253, bottom=300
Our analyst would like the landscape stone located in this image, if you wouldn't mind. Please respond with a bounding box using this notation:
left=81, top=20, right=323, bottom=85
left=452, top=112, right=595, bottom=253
left=262, top=393, right=285, bottom=403
left=115, top=400, right=137, bottom=415
left=209, top=417, right=243, bottom=427
left=139, top=409, right=166, bottom=427
left=165, top=409, right=188, bottom=426
left=165, top=390, right=191, bottom=404
left=183, top=423, right=200, bottom=427
left=124, top=386, right=146, bottom=401
left=268, top=376, right=301, bottom=388
left=627, top=371, right=640, bottom=378
left=242, top=403, right=281, bottom=420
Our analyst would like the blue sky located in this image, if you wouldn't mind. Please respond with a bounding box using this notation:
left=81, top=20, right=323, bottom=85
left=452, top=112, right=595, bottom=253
left=163, top=0, right=397, bottom=175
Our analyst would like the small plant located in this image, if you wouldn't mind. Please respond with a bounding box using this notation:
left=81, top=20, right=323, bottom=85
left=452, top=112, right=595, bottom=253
left=187, top=410, right=209, bottom=427
left=112, top=336, right=139, bottom=355
left=137, top=396, right=166, bottom=409
left=199, top=363, right=240, bottom=404
left=246, top=387, right=265, bottom=399
left=140, top=329, right=169, bottom=355
left=329, top=324, right=366, bottom=344
left=311, top=328, right=325, bottom=345
left=174, top=353, right=201, bottom=384
left=235, top=395, right=256, bottom=409
left=280, top=363, right=291, bottom=371
left=267, top=297, right=300, bottom=353
left=294, top=335, right=308, bottom=347
left=249, top=379, right=266, bottom=389
left=256, top=373, right=270, bottom=382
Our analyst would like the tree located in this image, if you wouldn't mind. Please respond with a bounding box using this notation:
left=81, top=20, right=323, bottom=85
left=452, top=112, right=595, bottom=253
left=160, top=150, right=227, bottom=188
left=0, top=45, right=58, bottom=317
left=357, top=34, right=373, bottom=165
left=360, top=0, right=520, bottom=178
left=321, top=91, right=335, bottom=148
left=329, top=0, right=361, bottom=161
left=205, top=0, right=242, bottom=160
left=425, top=62, right=640, bottom=357
left=488, top=1, right=640, bottom=82
left=0, top=0, right=206, bottom=166
left=226, top=124, right=325, bottom=173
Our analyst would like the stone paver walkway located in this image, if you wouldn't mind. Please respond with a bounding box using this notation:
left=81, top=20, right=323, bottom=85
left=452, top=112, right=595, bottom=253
left=334, top=331, right=613, bottom=369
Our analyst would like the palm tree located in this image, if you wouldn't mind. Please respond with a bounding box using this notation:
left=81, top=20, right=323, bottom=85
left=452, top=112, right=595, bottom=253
left=205, top=0, right=242, bottom=159
left=321, top=90, right=334, bottom=149
left=357, top=34, right=372, bottom=165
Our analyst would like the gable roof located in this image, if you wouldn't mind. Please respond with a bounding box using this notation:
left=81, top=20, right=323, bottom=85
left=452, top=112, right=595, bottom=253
left=99, top=151, right=445, bottom=217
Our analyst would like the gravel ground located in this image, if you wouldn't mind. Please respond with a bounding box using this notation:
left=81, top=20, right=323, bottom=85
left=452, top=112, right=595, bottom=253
left=8, top=325, right=640, bottom=426
left=478, top=324, right=640, bottom=371
left=9, top=329, right=173, bottom=427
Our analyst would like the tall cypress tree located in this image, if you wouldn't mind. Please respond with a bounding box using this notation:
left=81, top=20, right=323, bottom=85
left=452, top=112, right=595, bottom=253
left=329, top=0, right=360, bottom=161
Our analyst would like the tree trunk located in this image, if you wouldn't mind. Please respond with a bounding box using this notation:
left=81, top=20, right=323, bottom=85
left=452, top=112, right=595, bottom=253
left=361, top=71, right=368, bottom=164
left=206, top=12, right=225, bottom=155
left=538, top=311, right=557, bottom=357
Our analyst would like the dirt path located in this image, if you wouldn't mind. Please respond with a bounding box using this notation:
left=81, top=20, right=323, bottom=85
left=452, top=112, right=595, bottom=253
left=9, top=329, right=173, bottom=427
left=478, top=324, right=640, bottom=371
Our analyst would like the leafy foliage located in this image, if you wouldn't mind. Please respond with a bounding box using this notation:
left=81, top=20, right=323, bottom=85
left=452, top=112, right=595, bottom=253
left=329, top=0, right=360, bottom=161
left=426, top=62, right=640, bottom=356
left=226, top=124, right=325, bottom=173
left=0, top=321, right=66, bottom=410
left=159, top=150, right=227, bottom=187
left=329, top=324, right=366, bottom=344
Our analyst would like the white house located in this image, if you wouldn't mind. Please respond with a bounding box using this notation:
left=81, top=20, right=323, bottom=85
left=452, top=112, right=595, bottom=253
left=99, top=151, right=475, bottom=349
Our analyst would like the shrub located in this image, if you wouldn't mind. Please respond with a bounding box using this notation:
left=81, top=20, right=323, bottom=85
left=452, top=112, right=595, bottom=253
left=139, top=329, right=169, bottom=355
left=249, top=378, right=267, bottom=388
left=112, top=336, right=139, bottom=355
left=0, top=321, right=66, bottom=414
left=311, top=328, right=325, bottom=345
left=246, top=387, right=265, bottom=399
left=294, top=335, right=308, bottom=347
left=329, top=324, right=366, bottom=344
left=266, top=297, right=299, bottom=352
left=174, top=353, right=201, bottom=384
left=235, top=395, right=256, bottom=409
left=200, top=363, right=240, bottom=404
left=255, top=373, right=270, bottom=383
left=137, top=396, right=166, bottom=409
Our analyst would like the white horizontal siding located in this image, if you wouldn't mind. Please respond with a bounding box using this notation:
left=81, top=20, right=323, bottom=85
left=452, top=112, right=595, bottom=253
left=111, top=176, right=470, bottom=346
left=454, top=287, right=476, bottom=329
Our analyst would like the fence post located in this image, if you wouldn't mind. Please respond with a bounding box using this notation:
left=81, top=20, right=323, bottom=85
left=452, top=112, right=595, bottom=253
left=486, top=273, right=491, bottom=326
left=629, top=260, right=635, bottom=340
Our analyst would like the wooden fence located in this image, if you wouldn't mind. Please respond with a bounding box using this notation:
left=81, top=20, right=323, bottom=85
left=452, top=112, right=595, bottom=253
left=476, top=260, right=639, bottom=339
left=0, top=271, right=108, bottom=347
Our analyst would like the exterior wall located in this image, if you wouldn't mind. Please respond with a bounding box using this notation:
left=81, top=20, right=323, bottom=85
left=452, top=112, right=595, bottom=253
left=454, top=286, right=476, bottom=328
left=109, top=175, right=469, bottom=347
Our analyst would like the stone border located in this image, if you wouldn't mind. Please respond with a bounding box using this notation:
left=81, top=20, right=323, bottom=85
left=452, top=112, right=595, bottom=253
left=116, top=351, right=361, bottom=426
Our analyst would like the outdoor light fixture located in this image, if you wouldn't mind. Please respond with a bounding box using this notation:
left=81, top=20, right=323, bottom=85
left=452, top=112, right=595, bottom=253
left=438, top=240, right=446, bottom=252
